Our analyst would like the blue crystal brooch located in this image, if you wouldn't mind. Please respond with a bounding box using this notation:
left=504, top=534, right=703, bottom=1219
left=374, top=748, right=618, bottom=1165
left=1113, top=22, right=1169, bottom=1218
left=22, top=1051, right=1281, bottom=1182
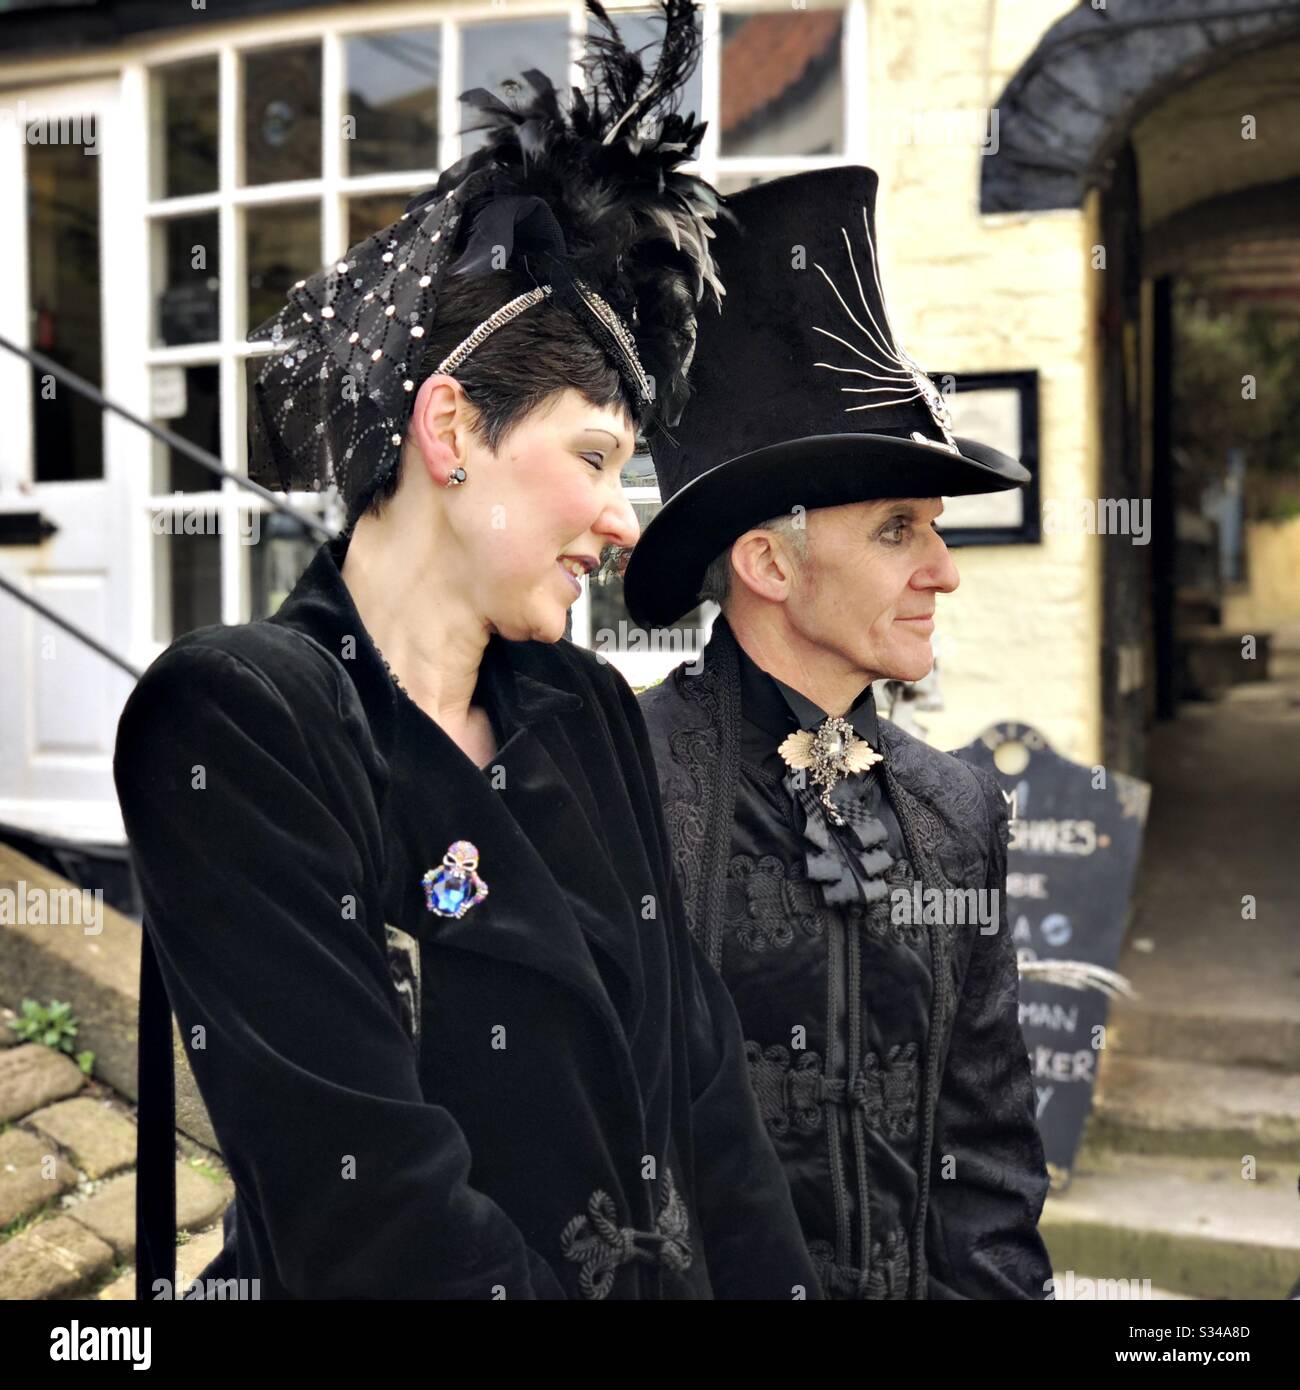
left=421, top=840, right=489, bottom=919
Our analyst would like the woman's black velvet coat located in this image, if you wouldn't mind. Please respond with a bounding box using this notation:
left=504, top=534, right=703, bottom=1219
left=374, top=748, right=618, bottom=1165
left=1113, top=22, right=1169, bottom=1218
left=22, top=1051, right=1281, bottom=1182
left=113, top=533, right=820, bottom=1300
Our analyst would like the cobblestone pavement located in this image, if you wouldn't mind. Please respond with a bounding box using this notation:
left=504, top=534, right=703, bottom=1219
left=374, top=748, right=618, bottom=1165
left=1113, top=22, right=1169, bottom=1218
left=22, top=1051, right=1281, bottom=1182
left=0, top=1006, right=233, bottom=1300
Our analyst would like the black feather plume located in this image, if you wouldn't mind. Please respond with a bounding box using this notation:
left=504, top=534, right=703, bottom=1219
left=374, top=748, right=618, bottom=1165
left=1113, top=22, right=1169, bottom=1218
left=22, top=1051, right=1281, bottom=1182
left=431, top=0, right=730, bottom=429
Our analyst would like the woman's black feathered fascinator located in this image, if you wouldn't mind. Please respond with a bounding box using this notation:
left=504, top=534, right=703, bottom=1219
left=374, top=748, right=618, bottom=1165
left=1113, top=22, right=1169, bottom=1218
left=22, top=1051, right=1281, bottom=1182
left=247, top=0, right=726, bottom=516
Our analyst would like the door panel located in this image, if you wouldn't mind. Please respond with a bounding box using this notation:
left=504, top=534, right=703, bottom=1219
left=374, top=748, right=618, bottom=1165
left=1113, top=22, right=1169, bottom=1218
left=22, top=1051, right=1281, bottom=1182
left=0, top=80, right=136, bottom=842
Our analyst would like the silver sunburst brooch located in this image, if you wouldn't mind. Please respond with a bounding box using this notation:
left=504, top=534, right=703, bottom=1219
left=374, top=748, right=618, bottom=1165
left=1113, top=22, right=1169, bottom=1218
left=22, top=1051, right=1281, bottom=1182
left=777, top=716, right=884, bottom=824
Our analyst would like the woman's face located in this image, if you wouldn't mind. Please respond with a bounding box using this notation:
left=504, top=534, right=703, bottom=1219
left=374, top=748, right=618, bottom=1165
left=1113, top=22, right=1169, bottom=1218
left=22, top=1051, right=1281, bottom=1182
left=410, top=378, right=640, bottom=643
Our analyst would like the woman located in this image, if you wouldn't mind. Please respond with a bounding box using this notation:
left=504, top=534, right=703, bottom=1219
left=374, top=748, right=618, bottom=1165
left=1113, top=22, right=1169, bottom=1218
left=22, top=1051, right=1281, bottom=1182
left=115, top=1, right=819, bottom=1301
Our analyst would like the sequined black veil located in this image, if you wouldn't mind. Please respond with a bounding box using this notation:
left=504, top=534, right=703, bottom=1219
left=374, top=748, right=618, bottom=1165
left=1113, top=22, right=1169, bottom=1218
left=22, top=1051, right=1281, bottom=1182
left=247, top=174, right=484, bottom=515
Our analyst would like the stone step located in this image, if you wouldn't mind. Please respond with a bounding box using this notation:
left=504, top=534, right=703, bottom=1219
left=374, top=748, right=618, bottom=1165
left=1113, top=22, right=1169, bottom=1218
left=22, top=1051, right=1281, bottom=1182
left=1049, top=1270, right=1196, bottom=1300
left=1, top=842, right=220, bottom=1154
left=1108, top=999, right=1300, bottom=1073
left=1039, top=1152, right=1300, bottom=1300
left=1083, top=1053, right=1300, bottom=1162
left=0, top=843, right=144, bottom=1105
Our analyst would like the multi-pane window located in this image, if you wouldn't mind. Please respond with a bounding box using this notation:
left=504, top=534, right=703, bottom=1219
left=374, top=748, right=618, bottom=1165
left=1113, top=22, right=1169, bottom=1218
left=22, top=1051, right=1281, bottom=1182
left=143, top=2, right=857, bottom=661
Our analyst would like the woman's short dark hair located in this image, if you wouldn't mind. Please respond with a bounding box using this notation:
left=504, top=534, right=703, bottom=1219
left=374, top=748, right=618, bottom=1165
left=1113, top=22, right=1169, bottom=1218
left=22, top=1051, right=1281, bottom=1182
left=350, top=268, right=642, bottom=524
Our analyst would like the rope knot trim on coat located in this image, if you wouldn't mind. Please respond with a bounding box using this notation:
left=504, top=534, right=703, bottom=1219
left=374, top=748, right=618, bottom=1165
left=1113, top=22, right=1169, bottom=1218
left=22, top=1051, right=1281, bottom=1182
left=560, top=1166, right=692, bottom=1298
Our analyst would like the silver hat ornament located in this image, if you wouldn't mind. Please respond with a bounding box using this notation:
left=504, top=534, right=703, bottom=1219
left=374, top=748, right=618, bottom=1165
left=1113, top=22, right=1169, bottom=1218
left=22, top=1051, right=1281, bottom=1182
left=810, top=204, right=961, bottom=455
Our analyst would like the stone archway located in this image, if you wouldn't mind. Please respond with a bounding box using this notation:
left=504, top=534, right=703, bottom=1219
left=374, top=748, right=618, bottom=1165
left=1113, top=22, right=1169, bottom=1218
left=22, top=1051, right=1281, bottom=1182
left=981, top=0, right=1300, bottom=214
left=984, top=0, right=1300, bottom=776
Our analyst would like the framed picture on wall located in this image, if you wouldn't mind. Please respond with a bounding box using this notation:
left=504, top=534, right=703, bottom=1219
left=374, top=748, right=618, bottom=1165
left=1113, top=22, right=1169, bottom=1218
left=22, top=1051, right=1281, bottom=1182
left=931, top=369, right=1041, bottom=546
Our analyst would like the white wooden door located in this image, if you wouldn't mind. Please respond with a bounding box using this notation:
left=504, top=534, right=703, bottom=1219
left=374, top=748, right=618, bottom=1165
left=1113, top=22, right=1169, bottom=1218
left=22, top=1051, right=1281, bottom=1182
left=0, top=78, right=143, bottom=843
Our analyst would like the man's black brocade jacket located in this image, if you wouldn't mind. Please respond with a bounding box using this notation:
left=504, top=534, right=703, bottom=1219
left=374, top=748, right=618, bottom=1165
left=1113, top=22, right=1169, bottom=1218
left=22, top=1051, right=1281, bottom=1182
left=638, top=615, right=1054, bottom=1300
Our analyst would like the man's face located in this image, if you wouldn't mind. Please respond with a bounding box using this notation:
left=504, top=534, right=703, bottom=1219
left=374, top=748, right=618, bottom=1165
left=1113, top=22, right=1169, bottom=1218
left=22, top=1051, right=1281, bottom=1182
left=782, top=497, right=960, bottom=683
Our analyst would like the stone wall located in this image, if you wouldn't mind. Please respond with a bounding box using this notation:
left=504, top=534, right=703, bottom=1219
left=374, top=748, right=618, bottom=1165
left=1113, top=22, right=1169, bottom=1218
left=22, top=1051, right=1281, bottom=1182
left=865, top=0, right=1101, bottom=763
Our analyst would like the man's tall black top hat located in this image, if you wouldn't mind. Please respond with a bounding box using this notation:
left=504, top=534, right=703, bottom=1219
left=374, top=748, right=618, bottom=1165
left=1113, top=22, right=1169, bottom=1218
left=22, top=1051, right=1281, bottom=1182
left=622, top=165, right=1031, bottom=628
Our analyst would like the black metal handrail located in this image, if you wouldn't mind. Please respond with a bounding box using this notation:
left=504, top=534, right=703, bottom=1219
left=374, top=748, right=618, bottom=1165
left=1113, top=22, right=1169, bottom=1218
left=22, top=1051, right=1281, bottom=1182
left=0, top=333, right=339, bottom=681
left=0, top=568, right=143, bottom=680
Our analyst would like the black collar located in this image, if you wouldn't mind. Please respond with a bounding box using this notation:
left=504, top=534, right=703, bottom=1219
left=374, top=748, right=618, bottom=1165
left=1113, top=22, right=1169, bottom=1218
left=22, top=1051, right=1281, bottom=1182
left=270, top=531, right=582, bottom=762
left=725, top=615, right=880, bottom=772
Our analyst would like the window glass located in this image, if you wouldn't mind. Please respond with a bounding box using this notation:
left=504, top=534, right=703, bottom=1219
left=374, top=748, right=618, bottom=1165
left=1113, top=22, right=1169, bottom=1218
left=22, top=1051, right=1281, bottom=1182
left=719, top=9, right=843, bottom=157
left=714, top=171, right=769, bottom=196
left=154, top=58, right=219, bottom=198
left=344, top=28, right=441, bottom=176
left=248, top=512, right=321, bottom=620
left=346, top=193, right=412, bottom=253
left=588, top=498, right=708, bottom=643
left=153, top=530, right=222, bottom=642
left=243, top=44, right=322, bottom=185
left=584, top=7, right=702, bottom=120
left=460, top=18, right=569, bottom=154
left=154, top=213, right=220, bottom=346
left=27, top=137, right=103, bottom=482
left=246, top=201, right=320, bottom=333
left=150, top=364, right=221, bottom=494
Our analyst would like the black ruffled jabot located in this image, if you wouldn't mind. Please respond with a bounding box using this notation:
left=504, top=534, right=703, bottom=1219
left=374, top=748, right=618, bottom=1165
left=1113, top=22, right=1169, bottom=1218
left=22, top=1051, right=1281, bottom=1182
left=783, top=770, right=895, bottom=908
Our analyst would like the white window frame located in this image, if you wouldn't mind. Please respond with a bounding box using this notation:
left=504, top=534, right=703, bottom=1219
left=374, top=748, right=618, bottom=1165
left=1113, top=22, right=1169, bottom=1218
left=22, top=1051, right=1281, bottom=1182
left=129, top=0, right=866, bottom=670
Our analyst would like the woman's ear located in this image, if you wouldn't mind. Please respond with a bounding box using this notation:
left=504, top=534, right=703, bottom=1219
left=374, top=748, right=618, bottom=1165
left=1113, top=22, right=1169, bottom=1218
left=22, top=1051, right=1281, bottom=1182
left=408, top=373, right=470, bottom=486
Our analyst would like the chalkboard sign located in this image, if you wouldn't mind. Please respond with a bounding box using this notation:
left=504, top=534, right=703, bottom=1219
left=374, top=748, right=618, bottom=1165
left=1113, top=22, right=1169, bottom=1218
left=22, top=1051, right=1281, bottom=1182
left=950, top=722, right=1150, bottom=1188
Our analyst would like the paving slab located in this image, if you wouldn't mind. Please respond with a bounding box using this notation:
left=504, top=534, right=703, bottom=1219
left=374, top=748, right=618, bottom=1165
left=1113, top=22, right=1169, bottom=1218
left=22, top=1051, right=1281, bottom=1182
left=0, top=843, right=140, bottom=1100
left=94, top=1266, right=135, bottom=1300
left=0, top=1213, right=115, bottom=1299
left=25, top=1095, right=138, bottom=1180
left=96, top=1222, right=228, bottom=1301
left=0, top=1045, right=85, bottom=1124
left=66, top=1163, right=232, bottom=1260
left=0, top=1126, right=78, bottom=1228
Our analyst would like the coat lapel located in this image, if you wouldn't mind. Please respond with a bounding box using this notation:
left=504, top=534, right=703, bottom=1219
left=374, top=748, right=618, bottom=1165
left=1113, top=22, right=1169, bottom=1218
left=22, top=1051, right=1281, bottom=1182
left=487, top=714, right=646, bottom=1024
left=877, top=729, right=964, bottom=1077
left=388, top=716, right=631, bottom=1042
left=270, top=533, right=640, bottom=1044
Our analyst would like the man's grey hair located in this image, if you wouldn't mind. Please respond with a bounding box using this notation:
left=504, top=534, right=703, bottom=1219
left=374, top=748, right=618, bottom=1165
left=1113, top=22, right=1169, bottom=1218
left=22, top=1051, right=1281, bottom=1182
left=698, top=511, right=808, bottom=607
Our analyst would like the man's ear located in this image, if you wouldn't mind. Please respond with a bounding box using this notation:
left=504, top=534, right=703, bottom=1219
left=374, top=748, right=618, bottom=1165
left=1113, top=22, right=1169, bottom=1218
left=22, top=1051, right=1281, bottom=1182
left=408, top=373, right=469, bottom=485
left=730, top=530, right=795, bottom=604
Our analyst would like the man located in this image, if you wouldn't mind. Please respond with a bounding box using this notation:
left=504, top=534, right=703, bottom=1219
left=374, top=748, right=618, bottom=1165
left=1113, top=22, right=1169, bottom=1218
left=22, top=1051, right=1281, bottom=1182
left=625, top=166, right=1054, bottom=1300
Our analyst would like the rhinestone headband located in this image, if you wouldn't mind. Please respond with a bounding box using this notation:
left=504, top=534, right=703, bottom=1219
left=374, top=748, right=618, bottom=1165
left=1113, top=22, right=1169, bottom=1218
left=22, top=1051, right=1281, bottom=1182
left=572, top=282, right=655, bottom=406
left=433, top=279, right=654, bottom=407
left=436, top=285, right=553, bottom=376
